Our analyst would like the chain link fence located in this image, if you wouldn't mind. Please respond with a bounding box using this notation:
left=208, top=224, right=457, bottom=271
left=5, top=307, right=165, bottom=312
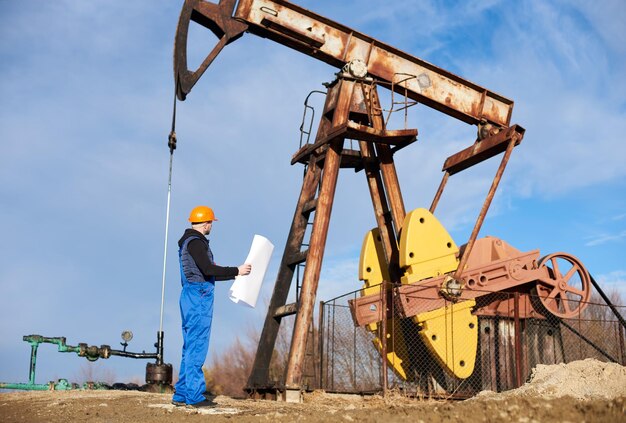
left=313, top=285, right=625, bottom=398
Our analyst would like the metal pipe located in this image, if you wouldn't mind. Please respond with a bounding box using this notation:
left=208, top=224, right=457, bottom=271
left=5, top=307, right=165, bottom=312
left=109, top=350, right=158, bottom=360
left=429, top=171, right=449, bottom=214
left=0, top=382, right=48, bottom=391
left=1, top=333, right=167, bottom=392
left=156, top=331, right=164, bottom=365
left=28, top=343, right=38, bottom=385
left=454, top=138, right=516, bottom=280
left=0, top=380, right=109, bottom=391
left=159, top=151, right=174, bottom=336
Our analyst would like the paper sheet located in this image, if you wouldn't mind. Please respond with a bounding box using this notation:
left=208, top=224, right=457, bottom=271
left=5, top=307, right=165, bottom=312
left=229, top=234, right=274, bottom=308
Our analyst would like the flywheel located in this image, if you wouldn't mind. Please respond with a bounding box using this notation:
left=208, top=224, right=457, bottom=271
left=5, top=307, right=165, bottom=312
left=535, top=252, right=591, bottom=318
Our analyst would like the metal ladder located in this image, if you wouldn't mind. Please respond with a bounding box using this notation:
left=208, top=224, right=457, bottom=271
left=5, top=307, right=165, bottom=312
left=246, top=76, right=417, bottom=396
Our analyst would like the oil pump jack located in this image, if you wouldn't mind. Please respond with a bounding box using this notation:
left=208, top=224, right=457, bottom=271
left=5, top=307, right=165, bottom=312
left=173, top=0, right=618, bottom=401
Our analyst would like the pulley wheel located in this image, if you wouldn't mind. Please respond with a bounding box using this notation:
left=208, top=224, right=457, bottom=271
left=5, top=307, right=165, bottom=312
left=535, top=253, right=591, bottom=318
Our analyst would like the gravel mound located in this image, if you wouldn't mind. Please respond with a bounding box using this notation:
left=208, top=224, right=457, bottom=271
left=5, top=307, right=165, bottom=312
left=474, top=358, right=626, bottom=401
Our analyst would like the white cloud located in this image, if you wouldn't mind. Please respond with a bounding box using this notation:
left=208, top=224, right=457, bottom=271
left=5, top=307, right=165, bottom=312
left=457, top=1, right=626, bottom=199
left=585, top=230, right=626, bottom=247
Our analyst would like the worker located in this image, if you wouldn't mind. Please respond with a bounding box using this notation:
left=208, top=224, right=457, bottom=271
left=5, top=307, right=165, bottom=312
left=172, top=205, right=252, bottom=408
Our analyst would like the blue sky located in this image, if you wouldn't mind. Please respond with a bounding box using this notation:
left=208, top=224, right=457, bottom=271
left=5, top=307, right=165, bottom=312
left=1, top=0, right=624, bottom=385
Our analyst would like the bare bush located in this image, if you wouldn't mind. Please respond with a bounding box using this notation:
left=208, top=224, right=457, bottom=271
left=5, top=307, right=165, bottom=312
left=205, top=335, right=255, bottom=397
left=204, top=322, right=294, bottom=397
left=74, top=362, right=117, bottom=385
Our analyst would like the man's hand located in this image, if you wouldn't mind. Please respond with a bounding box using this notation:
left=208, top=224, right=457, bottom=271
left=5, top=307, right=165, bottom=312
left=238, top=263, right=252, bottom=276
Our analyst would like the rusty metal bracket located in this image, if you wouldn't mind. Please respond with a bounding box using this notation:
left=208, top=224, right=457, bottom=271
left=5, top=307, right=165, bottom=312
left=291, top=120, right=417, bottom=165
left=174, top=0, right=248, bottom=100
left=442, top=124, right=525, bottom=176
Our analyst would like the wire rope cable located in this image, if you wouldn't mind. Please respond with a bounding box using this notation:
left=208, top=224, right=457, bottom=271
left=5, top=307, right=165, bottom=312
left=159, top=83, right=178, bottom=335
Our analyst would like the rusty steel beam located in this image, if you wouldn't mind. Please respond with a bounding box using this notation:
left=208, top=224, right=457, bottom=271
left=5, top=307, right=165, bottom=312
left=284, top=138, right=343, bottom=388
left=355, top=82, right=403, bottom=280
left=363, top=83, right=407, bottom=236
left=360, top=140, right=397, bottom=268
left=234, top=0, right=513, bottom=126
left=377, top=143, right=406, bottom=235
left=246, top=155, right=322, bottom=390
left=283, top=80, right=355, bottom=389
left=175, top=0, right=515, bottom=127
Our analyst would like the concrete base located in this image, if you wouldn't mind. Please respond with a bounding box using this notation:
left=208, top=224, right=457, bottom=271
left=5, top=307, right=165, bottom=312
left=282, top=388, right=302, bottom=403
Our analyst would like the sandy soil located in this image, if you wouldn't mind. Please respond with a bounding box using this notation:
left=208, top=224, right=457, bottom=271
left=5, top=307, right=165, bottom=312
left=1, top=359, right=625, bottom=423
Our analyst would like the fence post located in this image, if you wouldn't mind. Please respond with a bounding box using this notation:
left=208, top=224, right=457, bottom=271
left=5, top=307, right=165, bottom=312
left=617, top=324, right=626, bottom=366
left=514, top=292, right=523, bottom=387
left=331, top=299, right=336, bottom=391
left=381, top=281, right=388, bottom=396
left=318, top=300, right=324, bottom=390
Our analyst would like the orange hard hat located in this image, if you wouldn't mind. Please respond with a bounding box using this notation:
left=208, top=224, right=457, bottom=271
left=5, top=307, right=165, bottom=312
left=188, top=206, right=218, bottom=223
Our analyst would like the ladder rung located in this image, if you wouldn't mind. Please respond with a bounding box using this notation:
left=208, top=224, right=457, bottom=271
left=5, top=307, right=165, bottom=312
left=274, top=302, right=299, bottom=318
left=288, top=249, right=308, bottom=266
left=301, top=198, right=318, bottom=215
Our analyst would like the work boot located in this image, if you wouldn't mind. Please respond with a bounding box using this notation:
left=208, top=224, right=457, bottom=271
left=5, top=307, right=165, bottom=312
left=186, top=399, right=216, bottom=409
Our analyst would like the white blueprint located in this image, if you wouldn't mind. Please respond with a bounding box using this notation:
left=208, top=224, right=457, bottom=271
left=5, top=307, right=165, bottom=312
left=229, top=234, right=274, bottom=308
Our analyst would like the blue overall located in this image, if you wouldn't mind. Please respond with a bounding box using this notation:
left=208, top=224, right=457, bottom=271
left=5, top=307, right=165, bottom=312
left=172, top=236, right=215, bottom=405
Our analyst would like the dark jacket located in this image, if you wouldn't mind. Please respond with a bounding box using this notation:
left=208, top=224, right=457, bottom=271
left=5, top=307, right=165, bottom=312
left=178, top=229, right=239, bottom=281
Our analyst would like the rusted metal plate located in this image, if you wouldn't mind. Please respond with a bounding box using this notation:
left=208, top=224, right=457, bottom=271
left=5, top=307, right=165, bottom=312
left=273, top=302, right=299, bottom=318
left=474, top=294, right=545, bottom=319
left=443, top=125, right=525, bottom=175
left=348, top=293, right=385, bottom=326
left=234, top=0, right=514, bottom=126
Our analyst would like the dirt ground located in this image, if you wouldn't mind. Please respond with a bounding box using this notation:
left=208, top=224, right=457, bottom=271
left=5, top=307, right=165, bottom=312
left=1, top=359, right=625, bottom=423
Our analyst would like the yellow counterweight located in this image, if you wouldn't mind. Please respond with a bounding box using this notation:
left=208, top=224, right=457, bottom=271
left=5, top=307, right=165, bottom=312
left=414, top=300, right=478, bottom=379
left=359, top=228, right=416, bottom=380
left=399, top=208, right=459, bottom=285
left=399, top=209, right=477, bottom=379
left=358, top=209, right=479, bottom=380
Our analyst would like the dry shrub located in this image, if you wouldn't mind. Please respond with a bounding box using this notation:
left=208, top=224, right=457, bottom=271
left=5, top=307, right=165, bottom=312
left=74, top=362, right=117, bottom=385
left=204, top=322, right=292, bottom=397
left=205, top=335, right=255, bottom=397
